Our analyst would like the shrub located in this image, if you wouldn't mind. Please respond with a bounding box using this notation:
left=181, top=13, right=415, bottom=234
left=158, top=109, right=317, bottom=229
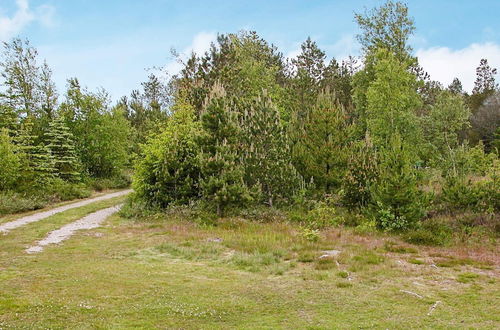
left=441, top=173, right=499, bottom=213
left=88, top=172, right=132, bottom=191
left=442, top=143, right=496, bottom=177
left=133, top=107, right=201, bottom=208
left=0, top=191, right=47, bottom=215
left=306, top=202, right=343, bottom=229
left=45, top=179, right=91, bottom=202
left=403, top=220, right=452, bottom=246
left=300, top=227, right=320, bottom=242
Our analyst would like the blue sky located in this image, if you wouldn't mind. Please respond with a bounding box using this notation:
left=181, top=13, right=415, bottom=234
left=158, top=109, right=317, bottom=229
left=1, top=0, right=499, bottom=101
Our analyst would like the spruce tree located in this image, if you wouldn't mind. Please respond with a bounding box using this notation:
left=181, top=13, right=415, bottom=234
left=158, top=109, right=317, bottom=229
left=45, top=116, right=80, bottom=181
left=198, top=83, right=251, bottom=216
left=14, top=117, right=54, bottom=186
left=0, top=103, right=18, bottom=132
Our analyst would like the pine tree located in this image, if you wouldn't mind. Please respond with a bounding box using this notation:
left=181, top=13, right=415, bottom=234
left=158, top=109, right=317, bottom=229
left=293, top=90, right=351, bottom=193
left=242, top=91, right=302, bottom=206
left=45, top=116, right=80, bottom=181
left=198, top=83, right=251, bottom=216
left=468, top=59, right=498, bottom=111
left=368, top=134, right=427, bottom=230
left=342, top=134, right=378, bottom=210
left=289, top=37, right=327, bottom=125
left=448, top=78, right=464, bottom=95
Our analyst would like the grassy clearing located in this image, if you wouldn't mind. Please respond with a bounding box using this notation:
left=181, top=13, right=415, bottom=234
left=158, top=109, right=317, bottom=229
left=0, top=208, right=498, bottom=328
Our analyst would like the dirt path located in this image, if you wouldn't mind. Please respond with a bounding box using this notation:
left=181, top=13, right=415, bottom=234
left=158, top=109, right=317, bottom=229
left=0, top=190, right=132, bottom=233
left=26, top=204, right=123, bottom=253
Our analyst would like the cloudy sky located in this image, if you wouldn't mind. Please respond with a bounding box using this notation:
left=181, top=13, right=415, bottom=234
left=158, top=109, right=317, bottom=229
left=1, top=0, right=499, bottom=100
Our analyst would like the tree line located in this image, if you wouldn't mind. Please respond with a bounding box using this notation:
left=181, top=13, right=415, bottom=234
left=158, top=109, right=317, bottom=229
left=131, top=1, right=499, bottom=231
left=1, top=1, right=498, bottom=229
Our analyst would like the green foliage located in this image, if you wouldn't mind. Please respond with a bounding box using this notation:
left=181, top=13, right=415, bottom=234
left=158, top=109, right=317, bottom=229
left=368, top=134, right=428, bottom=231
left=0, top=38, right=41, bottom=118
left=198, top=83, right=252, bottom=216
left=44, top=178, right=92, bottom=202
left=355, top=0, right=415, bottom=60
left=292, top=91, right=351, bottom=192
left=133, top=103, right=201, bottom=208
left=0, top=191, right=46, bottom=215
left=60, top=79, right=131, bottom=178
left=467, top=59, right=498, bottom=112
left=44, top=116, right=80, bottom=181
left=365, top=49, right=422, bottom=152
left=14, top=118, right=55, bottom=187
left=0, top=129, right=21, bottom=190
left=342, top=135, right=378, bottom=209
left=88, top=173, right=132, bottom=192
left=300, top=227, right=320, bottom=242
left=442, top=143, right=496, bottom=177
left=242, top=91, right=302, bottom=206
left=441, top=174, right=499, bottom=213
left=403, top=219, right=452, bottom=246
left=0, top=104, right=17, bottom=131
left=424, top=91, right=471, bottom=162
left=0, top=180, right=91, bottom=216
left=305, top=202, right=343, bottom=229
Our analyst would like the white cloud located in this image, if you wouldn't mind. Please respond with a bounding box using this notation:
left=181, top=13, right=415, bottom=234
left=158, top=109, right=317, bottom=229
left=285, top=47, right=301, bottom=60
left=164, top=31, right=217, bottom=75
left=325, top=34, right=359, bottom=62
left=0, top=0, right=56, bottom=41
left=416, top=42, right=500, bottom=93
left=0, top=0, right=33, bottom=40
left=35, top=4, right=56, bottom=28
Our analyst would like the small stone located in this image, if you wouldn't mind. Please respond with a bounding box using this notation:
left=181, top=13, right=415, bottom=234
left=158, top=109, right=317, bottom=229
left=319, top=250, right=341, bottom=259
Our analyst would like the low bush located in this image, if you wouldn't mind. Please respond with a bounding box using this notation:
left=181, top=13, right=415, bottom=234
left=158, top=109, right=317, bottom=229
left=0, top=191, right=47, bottom=215
left=441, top=175, right=499, bottom=213
left=45, top=179, right=91, bottom=202
left=403, top=219, right=452, bottom=246
left=88, top=172, right=131, bottom=191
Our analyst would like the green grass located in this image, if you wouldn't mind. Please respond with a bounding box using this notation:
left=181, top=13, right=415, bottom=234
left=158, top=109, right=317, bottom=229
left=408, top=258, right=425, bottom=265
left=457, top=272, right=480, bottom=284
left=0, top=207, right=498, bottom=328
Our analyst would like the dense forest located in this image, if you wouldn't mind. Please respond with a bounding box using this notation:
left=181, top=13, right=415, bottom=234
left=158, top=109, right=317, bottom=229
left=1, top=1, right=498, bottom=240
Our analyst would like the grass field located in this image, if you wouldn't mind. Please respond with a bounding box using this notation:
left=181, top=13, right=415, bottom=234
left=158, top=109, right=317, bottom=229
left=0, top=202, right=498, bottom=329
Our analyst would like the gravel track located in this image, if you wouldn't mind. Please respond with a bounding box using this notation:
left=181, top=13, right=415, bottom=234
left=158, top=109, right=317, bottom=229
left=26, top=204, right=123, bottom=253
left=0, top=190, right=131, bottom=233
